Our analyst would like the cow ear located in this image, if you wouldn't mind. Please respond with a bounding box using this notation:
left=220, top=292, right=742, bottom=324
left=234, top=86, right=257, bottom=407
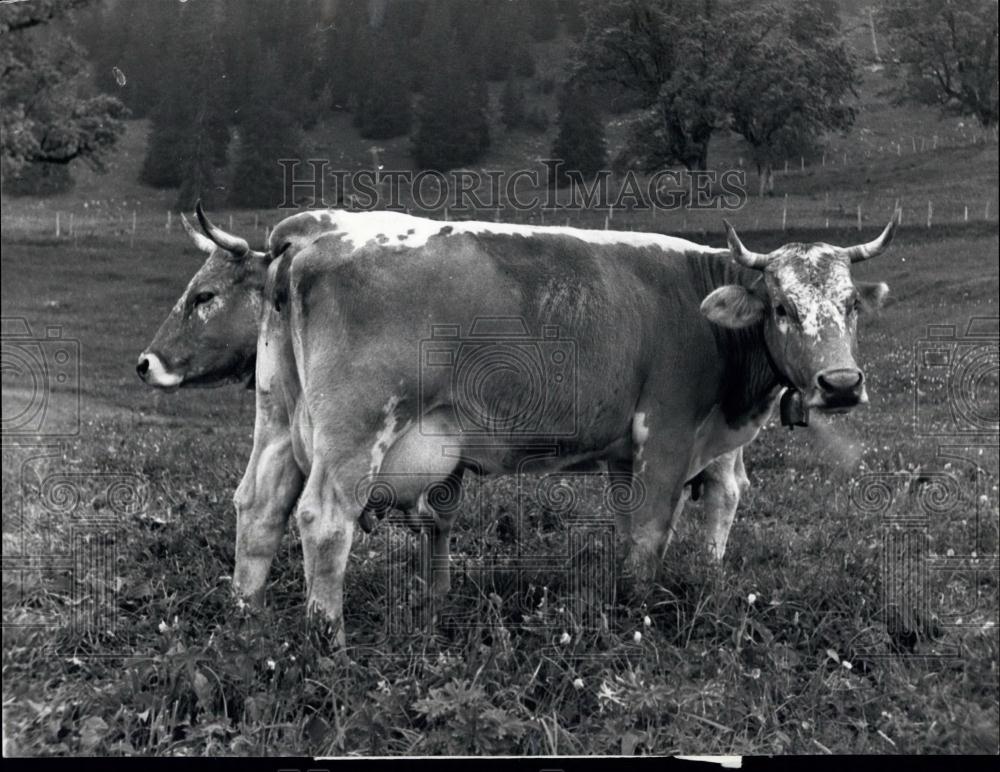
left=856, top=281, right=890, bottom=312
left=701, top=285, right=765, bottom=328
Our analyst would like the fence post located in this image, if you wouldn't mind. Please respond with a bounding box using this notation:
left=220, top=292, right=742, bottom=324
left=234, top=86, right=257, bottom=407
left=857, top=204, right=862, bottom=231
left=784, top=160, right=789, bottom=175
left=604, top=214, right=610, bottom=230
left=782, top=194, right=788, bottom=231
left=964, top=205, right=969, bottom=222
left=926, top=201, right=932, bottom=228
left=166, top=210, right=172, bottom=231
left=55, top=212, right=61, bottom=237
left=229, top=214, right=233, bottom=231
left=69, top=213, right=75, bottom=240
left=800, top=156, right=805, bottom=171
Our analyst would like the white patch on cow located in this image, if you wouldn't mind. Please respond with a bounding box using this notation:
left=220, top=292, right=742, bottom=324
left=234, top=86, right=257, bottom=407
left=195, top=296, right=225, bottom=323
left=632, top=412, right=651, bottom=473
left=773, top=261, right=854, bottom=340
left=143, top=352, right=183, bottom=388
left=369, top=395, right=403, bottom=477
left=305, top=209, right=725, bottom=255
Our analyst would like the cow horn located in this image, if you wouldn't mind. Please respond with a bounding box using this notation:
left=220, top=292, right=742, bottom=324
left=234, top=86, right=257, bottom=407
left=180, top=212, right=216, bottom=254
left=841, top=211, right=899, bottom=263
left=723, top=219, right=772, bottom=269
left=195, top=200, right=251, bottom=257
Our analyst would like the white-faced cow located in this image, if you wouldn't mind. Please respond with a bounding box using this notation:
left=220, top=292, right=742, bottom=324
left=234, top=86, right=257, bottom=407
left=138, top=205, right=896, bottom=643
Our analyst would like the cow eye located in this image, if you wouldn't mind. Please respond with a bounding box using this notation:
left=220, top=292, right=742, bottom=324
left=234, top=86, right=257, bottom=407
left=774, top=304, right=788, bottom=318
left=193, top=291, right=216, bottom=306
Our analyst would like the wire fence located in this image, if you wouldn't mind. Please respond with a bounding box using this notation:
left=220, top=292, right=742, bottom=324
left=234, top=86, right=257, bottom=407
left=4, top=192, right=997, bottom=247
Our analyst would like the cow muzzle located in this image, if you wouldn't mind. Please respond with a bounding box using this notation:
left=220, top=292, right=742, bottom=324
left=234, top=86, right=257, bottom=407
left=812, top=367, right=867, bottom=411
left=136, top=352, right=183, bottom=389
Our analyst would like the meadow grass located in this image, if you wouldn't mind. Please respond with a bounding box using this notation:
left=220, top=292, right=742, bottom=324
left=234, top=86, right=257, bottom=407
left=1, top=208, right=997, bottom=755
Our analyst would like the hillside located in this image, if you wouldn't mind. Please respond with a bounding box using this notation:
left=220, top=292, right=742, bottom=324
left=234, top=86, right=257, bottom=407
left=1, top=5, right=997, bottom=238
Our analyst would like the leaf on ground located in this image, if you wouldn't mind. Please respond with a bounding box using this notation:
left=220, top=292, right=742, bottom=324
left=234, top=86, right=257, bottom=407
left=79, top=716, right=109, bottom=750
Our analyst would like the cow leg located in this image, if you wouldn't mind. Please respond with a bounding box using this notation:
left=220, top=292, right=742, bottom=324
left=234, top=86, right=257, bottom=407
left=294, top=450, right=367, bottom=646
left=232, top=406, right=303, bottom=607
left=699, top=447, right=749, bottom=561
left=606, top=457, right=635, bottom=536
left=625, top=449, right=691, bottom=582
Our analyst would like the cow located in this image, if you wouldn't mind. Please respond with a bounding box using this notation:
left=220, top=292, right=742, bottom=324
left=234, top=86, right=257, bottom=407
left=138, top=204, right=896, bottom=644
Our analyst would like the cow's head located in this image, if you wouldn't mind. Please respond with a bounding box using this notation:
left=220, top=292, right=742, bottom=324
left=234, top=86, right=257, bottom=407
left=701, top=215, right=897, bottom=412
left=137, top=203, right=268, bottom=390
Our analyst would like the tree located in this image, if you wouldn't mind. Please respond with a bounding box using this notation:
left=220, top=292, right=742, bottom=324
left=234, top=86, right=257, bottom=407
left=549, top=83, right=608, bottom=186
left=878, top=0, right=998, bottom=127
left=576, top=0, right=732, bottom=171
left=728, top=2, right=858, bottom=195
left=500, top=75, right=527, bottom=129
left=412, top=34, right=491, bottom=170
left=355, top=32, right=413, bottom=139
left=138, top=3, right=231, bottom=205
left=229, top=53, right=305, bottom=208
left=1, top=0, right=127, bottom=190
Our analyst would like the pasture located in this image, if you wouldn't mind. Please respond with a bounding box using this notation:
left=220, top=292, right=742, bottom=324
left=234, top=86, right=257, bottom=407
left=2, top=185, right=998, bottom=753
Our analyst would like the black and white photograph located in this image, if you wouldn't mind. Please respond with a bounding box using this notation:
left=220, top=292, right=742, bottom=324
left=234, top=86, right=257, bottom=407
left=1, top=0, right=998, bottom=761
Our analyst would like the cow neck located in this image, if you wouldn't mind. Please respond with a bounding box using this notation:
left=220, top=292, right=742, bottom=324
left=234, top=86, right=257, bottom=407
left=707, top=255, right=785, bottom=427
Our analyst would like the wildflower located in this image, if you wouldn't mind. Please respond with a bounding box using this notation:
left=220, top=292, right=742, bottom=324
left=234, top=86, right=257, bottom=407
left=842, top=660, right=853, bottom=670
left=266, top=659, right=276, bottom=671
left=747, top=593, right=757, bottom=605
left=597, top=681, right=625, bottom=706
left=158, top=620, right=169, bottom=634
left=572, top=678, right=584, bottom=690
left=559, top=631, right=571, bottom=645
left=643, top=615, right=652, bottom=628
left=750, top=668, right=761, bottom=680
left=633, top=631, right=642, bottom=644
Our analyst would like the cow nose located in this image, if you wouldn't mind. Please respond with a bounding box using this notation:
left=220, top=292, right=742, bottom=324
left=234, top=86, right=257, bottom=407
left=816, top=368, right=863, bottom=395
left=136, top=354, right=150, bottom=380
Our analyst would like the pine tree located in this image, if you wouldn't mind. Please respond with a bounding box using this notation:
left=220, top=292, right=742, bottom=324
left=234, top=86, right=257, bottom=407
left=549, top=83, right=607, bottom=187
left=412, top=34, right=491, bottom=170
left=356, top=34, right=413, bottom=140
left=229, top=52, right=305, bottom=208
left=139, top=3, right=230, bottom=200
left=500, top=75, right=527, bottom=129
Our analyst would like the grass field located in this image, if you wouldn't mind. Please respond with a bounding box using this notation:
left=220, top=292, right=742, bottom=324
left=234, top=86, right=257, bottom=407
left=2, top=12, right=999, bottom=752
left=2, top=196, right=998, bottom=754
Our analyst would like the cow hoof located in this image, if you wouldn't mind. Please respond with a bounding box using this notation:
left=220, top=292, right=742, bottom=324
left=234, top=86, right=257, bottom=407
left=358, top=509, right=378, bottom=534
